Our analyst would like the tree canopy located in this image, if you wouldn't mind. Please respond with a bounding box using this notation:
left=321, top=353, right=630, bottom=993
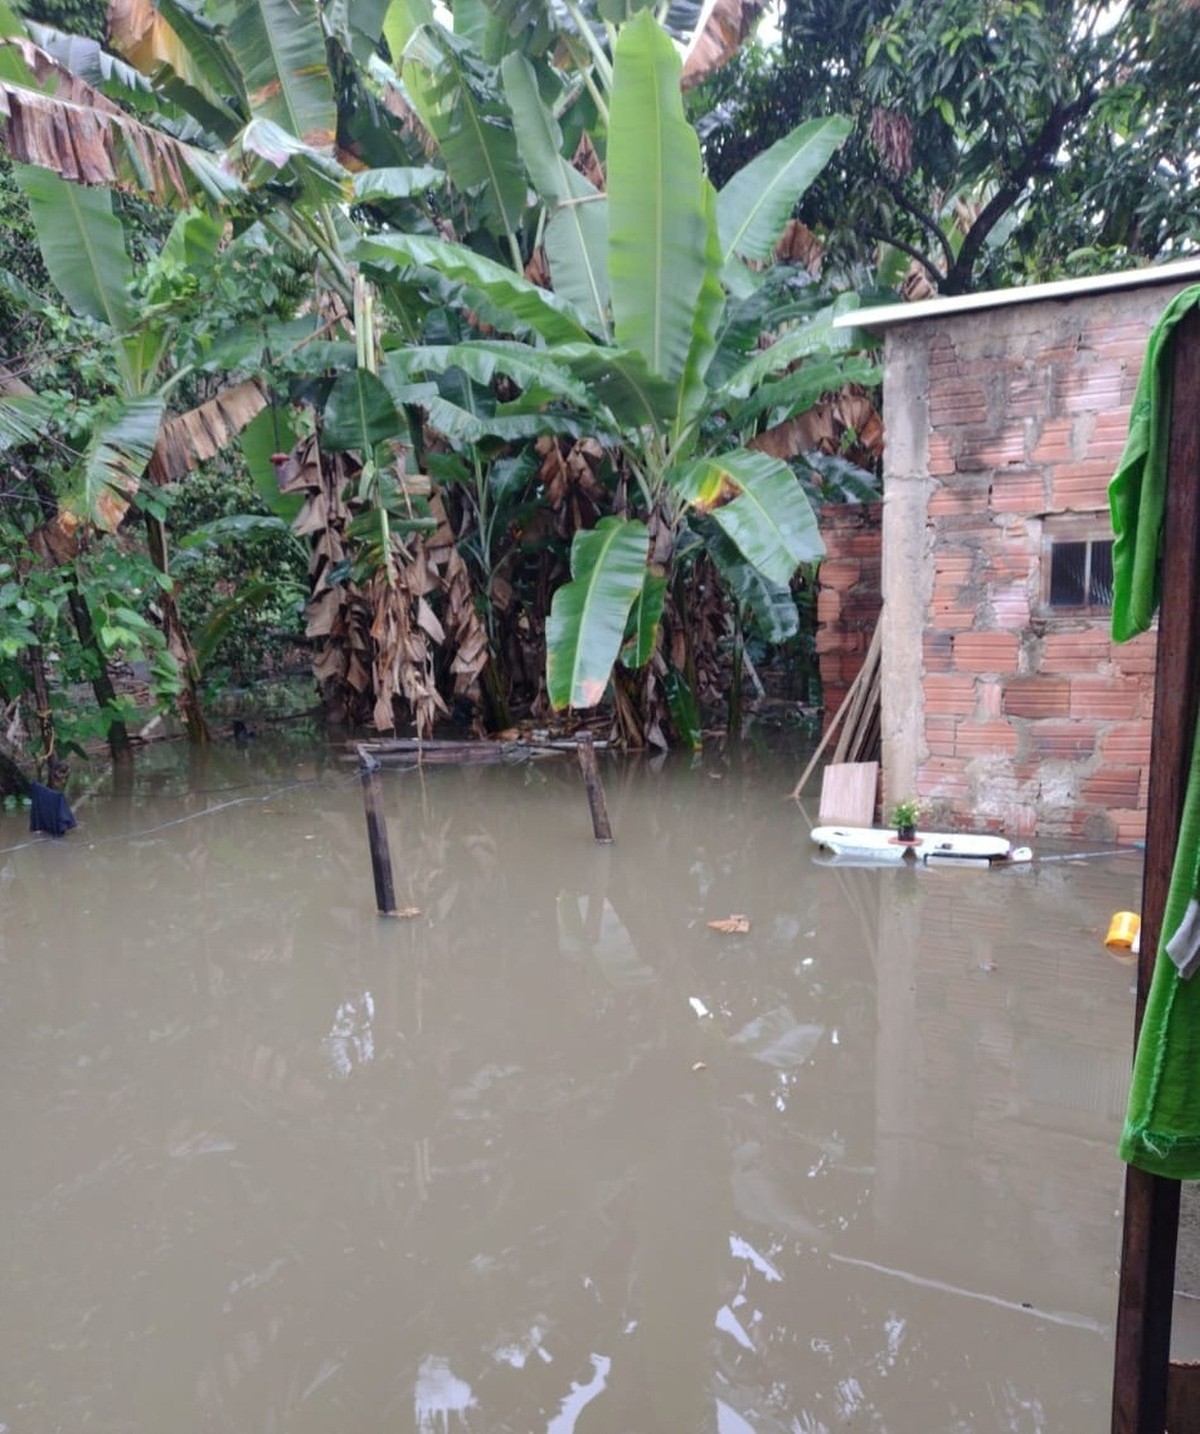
left=696, top=0, right=1200, bottom=295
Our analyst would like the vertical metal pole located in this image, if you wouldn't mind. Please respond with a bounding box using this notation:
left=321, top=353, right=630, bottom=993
left=1112, top=308, right=1200, bottom=1434
left=358, top=748, right=397, bottom=916
left=577, top=731, right=613, bottom=843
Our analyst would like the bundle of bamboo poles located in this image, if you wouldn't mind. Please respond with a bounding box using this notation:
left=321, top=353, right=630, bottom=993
left=790, top=619, right=882, bottom=801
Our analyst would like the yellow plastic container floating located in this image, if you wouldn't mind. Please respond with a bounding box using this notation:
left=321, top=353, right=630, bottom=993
left=1106, top=911, right=1141, bottom=959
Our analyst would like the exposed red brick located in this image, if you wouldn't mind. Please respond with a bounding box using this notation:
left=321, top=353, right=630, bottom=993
left=1032, top=417, right=1074, bottom=463
left=930, top=377, right=989, bottom=426
left=923, top=631, right=954, bottom=673
left=1101, top=722, right=1152, bottom=765
left=929, top=432, right=955, bottom=477
left=1030, top=720, right=1099, bottom=758
left=952, top=631, right=1020, bottom=673
left=1003, top=677, right=1070, bottom=718
left=1058, top=366, right=1125, bottom=413
left=1068, top=675, right=1140, bottom=720
left=965, top=425, right=1028, bottom=469
left=930, top=481, right=989, bottom=517
left=978, top=678, right=1003, bottom=720
left=986, top=545, right=1036, bottom=583
left=1082, top=768, right=1142, bottom=806
left=956, top=720, right=1019, bottom=757
left=991, top=471, right=1048, bottom=514
left=816, top=588, right=841, bottom=624
left=917, top=758, right=970, bottom=802
left=1050, top=458, right=1117, bottom=510
left=1041, top=628, right=1113, bottom=673
left=818, top=557, right=861, bottom=592
left=840, top=531, right=885, bottom=558
left=932, top=602, right=979, bottom=632
left=989, top=584, right=1031, bottom=629
left=1006, top=374, right=1049, bottom=418
left=925, top=715, right=956, bottom=756
left=1091, top=408, right=1134, bottom=455
left=925, top=674, right=977, bottom=716
left=1112, top=630, right=1158, bottom=676
left=1113, top=809, right=1148, bottom=843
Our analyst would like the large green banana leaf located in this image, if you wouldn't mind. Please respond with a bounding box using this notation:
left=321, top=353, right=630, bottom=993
left=228, top=118, right=349, bottom=203
left=324, top=0, right=394, bottom=63
left=708, top=529, right=800, bottom=644
left=322, top=369, right=406, bottom=452
left=386, top=340, right=593, bottom=408
left=501, top=52, right=609, bottom=337
left=607, top=11, right=710, bottom=384
left=554, top=343, right=678, bottom=430
left=722, top=294, right=860, bottom=400
left=726, top=353, right=881, bottom=431
left=0, top=392, right=53, bottom=451
left=670, top=449, right=824, bottom=586
left=451, top=0, right=508, bottom=64
left=382, top=0, right=435, bottom=60
left=547, top=515, right=649, bottom=709
left=13, top=163, right=133, bottom=332
left=400, top=24, right=525, bottom=237
left=622, top=565, right=666, bottom=668
left=159, top=206, right=225, bottom=274
left=353, top=165, right=444, bottom=201
left=208, top=0, right=335, bottom=146
left=356, top=232, right=593, bottom=344
left=72, top=394, right=164, bottom=532
left=717, top=116, right=852, bottom=266
left=675, top=177, right=726, bottom=432
left=421, top=393, right=588, bottom=445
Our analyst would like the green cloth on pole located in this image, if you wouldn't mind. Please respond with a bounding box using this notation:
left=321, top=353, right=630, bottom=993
left=1112, top=284, right=1200, bottom=1179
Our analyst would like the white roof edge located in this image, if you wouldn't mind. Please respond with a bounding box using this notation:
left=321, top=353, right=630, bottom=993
left=832, top=255, right=1200, bottom=332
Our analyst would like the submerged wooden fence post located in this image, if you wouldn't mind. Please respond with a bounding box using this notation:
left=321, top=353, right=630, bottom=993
left=1112, top=307, right=1200, bottom=1434
left=358, top=746, right=397, bottom=916
left=577, top=732, right=613, bottom=843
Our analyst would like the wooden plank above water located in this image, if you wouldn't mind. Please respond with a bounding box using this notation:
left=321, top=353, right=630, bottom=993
left=819, top=761, right=879, bottom=826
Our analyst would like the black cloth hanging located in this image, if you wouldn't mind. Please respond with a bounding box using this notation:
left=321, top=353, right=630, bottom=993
left=29, top=782, right=76, bottom=838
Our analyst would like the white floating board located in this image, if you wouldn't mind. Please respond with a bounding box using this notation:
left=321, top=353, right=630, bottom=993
left=811, top=825, right=1012, bottom=862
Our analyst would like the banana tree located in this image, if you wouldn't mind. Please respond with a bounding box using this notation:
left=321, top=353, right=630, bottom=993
left=359, top=10, right=871, bottom=738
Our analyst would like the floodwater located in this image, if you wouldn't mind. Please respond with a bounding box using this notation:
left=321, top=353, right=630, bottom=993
left=0, top=741, right=1142, bottom=1433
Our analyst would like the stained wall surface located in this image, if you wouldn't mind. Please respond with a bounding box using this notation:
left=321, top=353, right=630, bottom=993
left=861, top=279, right=1199, bottom=840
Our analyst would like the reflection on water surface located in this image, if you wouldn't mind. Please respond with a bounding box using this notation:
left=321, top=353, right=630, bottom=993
left=0, top=744, right=1138, bottom=1432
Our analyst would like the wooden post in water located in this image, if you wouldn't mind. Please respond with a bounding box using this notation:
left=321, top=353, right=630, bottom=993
left=577, top=732, right=613, bottom=843
left=358, top=746, right=398, bottom=916
left=1112, top=307, right=1200, bottom=1434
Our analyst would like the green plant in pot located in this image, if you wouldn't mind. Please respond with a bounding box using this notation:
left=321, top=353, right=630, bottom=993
left=890, top=798, right=921, bottom=842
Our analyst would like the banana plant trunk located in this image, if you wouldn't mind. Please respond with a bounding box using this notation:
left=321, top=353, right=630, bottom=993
left=145, top=514, right=210, bottom=744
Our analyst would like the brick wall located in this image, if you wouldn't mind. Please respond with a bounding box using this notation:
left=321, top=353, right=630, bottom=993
left=903, top=286, right=1178, bottom=842
left=815, top=502, right=882, bottom=735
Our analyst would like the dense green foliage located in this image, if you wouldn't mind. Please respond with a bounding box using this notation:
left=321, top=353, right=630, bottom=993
left=0, top=0, right=881, bottom=765
left=696, top=0, right=1200, bottom=294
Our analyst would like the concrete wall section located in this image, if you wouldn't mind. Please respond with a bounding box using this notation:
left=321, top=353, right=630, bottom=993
left=879, top=328, right=934, bottom=813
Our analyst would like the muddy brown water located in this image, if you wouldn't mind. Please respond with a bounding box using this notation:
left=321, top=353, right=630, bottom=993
left=0, top=744, right=1141, bottom=1432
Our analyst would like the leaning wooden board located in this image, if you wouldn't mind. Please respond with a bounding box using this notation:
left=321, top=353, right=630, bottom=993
left=811, top=825, right=1012, bottom=862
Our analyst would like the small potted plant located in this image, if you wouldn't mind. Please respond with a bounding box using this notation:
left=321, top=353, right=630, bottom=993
left=890, top=798, right=920, bottom=843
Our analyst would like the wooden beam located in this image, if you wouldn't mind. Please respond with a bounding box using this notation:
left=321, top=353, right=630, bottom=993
left=1112, top=307, right=1200, bottom=1434
left=357, top=747, right=398, bottom=917
left=577, top=731, right=613, bottom=843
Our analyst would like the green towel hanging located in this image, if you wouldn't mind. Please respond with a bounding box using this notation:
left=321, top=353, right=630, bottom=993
left=1111, top=284, right=1200, bottom=1179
